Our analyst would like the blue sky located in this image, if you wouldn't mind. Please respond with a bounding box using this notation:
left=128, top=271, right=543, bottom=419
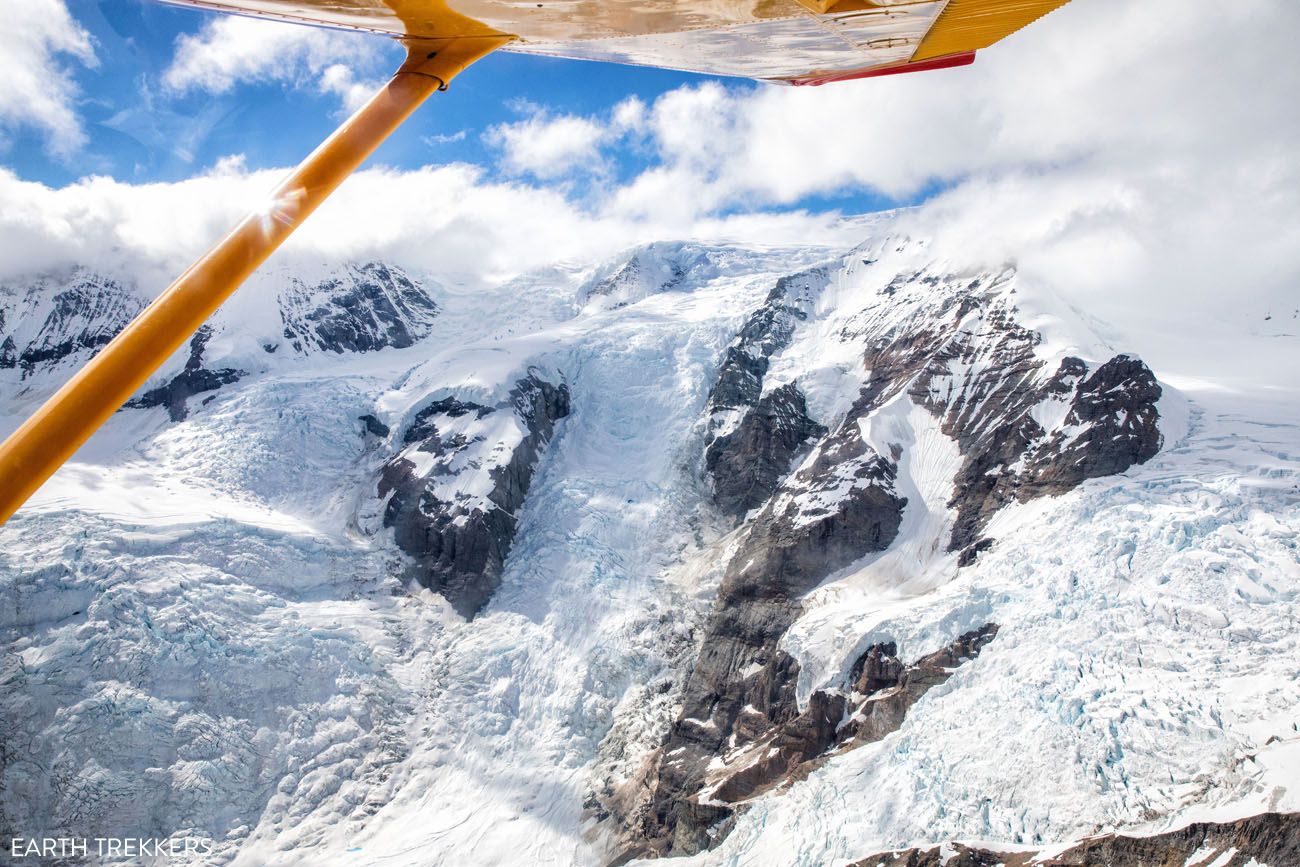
left=9, top=0, right=901, bottom=213
left=11, top=2, right=694, bottom=179
left=1, top=0, right=1296, bottom=392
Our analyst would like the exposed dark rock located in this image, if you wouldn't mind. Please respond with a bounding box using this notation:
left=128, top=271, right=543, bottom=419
left=621, top=400, right=907, bottom=855
left=850, top=641, right=905, bottom=694
left=403, top=395, right=493, bottom=445
left=378, top=373, right=570, bottom=618
left=610, top=259, right=1166, bottom=860
left=621, top=625, right=997, bottom=858
left=1023, top=354, right=1163, bottom=491
left=847, top=269, right=1164, bottom=552
left=708, top=344, right=769, bottom=414
left=279, top=262, right=439, bottom=354
left=705, top=270, right=825, bottom=413
left=847, top=811, right=1300, bottom=867
left=838, top=624, right=998, bottom=748
left=702, top=270, right=829, bottom=517
left=956, top=537, right=995, bottom=567
left=938, top=352, right=1162, bottom=553
left=359, top=414, right=390, bottom=438
left=715, top=626, right=998, bottom=806
left=1, top=272, right=142, bottom=377
left=705, top=383, right=827, bottom=517
left=123, top=326, right=243, bottom=422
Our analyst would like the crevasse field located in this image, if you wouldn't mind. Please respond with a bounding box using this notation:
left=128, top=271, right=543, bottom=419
left=1, top=229, right=1298, bottom=866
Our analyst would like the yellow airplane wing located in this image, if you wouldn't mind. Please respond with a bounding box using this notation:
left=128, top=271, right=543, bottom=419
left=159, top=0, right=1070, bottom=84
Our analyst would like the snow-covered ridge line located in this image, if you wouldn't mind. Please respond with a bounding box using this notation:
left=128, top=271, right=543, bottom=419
left=0, top=269, right=140, bottom=377
left=0, top=261, right=439, bottom=394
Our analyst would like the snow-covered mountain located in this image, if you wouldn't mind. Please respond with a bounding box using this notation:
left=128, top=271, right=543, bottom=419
left=1, top=229, right=1297, bottom=867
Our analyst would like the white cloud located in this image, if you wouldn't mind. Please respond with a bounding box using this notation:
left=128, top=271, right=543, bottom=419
left=0, top=0, right=96, bottom=156
left=317, top=63, right=384, bottom=114
left=424, top=130, right=468, bottom=146
left=2, top=0, right=1297, bottom=393
left=485, top=111, right=611, bottom=180
left=483, top=94, right=657, bottom=181
left=0, top=162, right=852, bottom=296
left=611, top=96, right=647, bottom=134
left=162, top=15, right=391, bottom=112
left=598, top=0, right=1300, bottom=218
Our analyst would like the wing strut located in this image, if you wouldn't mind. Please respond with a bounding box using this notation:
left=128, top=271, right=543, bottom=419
left=0, top=36, right=509, bottom=525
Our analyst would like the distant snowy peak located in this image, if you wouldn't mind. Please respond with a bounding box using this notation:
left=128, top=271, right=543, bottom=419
left=581, top=242, right=726, bottom=309
left=275, top=262, right=439, bottom=355
left=0, top=262, right=439, bottom=380
left=0, top=262, right=442, bottom=434
left=0, top=269, right=141, bottom=378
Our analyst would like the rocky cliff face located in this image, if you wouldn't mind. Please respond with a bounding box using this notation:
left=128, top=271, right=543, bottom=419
left=277, top=262, right=440, bottom=355
left=1, top=263, right=441, bottom=421
left=694, top=625, right=999, bottom=819
left=0, top=270, right=141, bottom=376
left=374, top=373, right=571, bottom=617
left=848, top=811, right=1300, bottom=866
left=703, top=270, right=828, bottom=518
left=123, top=326, right=243, bottom=422
left=608, top=248, right=1165, bottom=858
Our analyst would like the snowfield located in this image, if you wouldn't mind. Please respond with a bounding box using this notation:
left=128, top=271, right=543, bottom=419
left=700, top=397, right=1300, bottom=865
left=1, top=230, right=1297, bottom=866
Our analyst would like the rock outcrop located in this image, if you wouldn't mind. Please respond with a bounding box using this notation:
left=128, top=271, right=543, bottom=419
left=0, top=271, right=141, bottom=376
left=709, top=626, right=999, bottom=805
left=705, top=383, right=826, bottom=518
left=278, top=262, right=439, bottom=354
left=620, top=626, right=999, bottom=859
left=358, top=413, right=391, bottom=438
left=917, top=344, right=1161, bottom=554
left=124, top=326, right=243, bottom=421
left=702, top=269, right=829, bottom=517
left=608, top=254, right=1166, bottom=859
left=621, top=382, right=911, bottom=855
left=844, top=267, right=1163, bottom=558
left=376, top=373, right=570, bottom=617
left=847, top=811, right=1300, bottom=867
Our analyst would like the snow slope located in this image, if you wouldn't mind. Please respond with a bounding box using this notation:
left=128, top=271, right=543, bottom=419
left=693, top=399, right=1300, bottom=865
left=1, top=225, right=1297, bottom=866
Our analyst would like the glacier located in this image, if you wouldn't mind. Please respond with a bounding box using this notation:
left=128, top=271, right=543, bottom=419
left=1, top=228, right=1297, bottom=866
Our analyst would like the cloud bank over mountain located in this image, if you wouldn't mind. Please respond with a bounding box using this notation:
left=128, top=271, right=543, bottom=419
left=0, top=0, right=1296, bottom=392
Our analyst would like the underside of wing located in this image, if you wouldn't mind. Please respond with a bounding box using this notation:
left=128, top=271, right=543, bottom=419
left=157, top=0, right=1071, bottom=84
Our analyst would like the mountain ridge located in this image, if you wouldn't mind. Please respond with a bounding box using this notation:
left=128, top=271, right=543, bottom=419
left=1, top=233, right=1297, bottom=867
